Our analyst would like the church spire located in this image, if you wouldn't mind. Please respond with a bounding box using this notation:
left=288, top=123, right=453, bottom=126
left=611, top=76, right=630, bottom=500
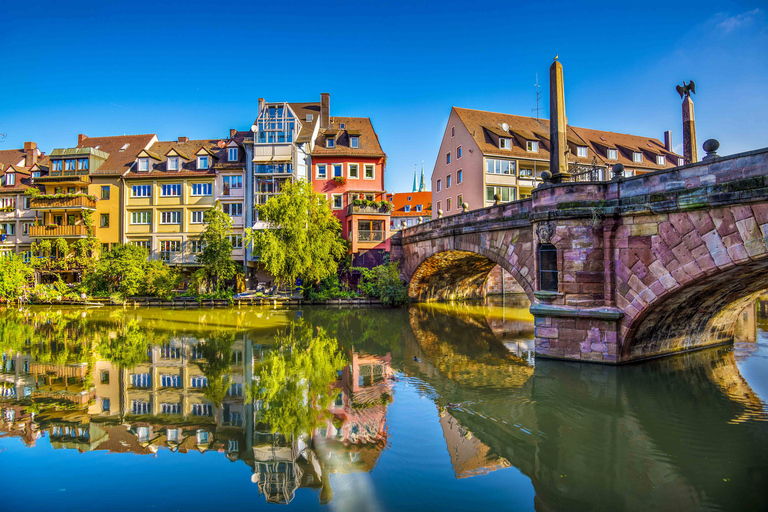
left=412, top=165, right=418, bottom=192
left=418, top=161, right=426, bottom=192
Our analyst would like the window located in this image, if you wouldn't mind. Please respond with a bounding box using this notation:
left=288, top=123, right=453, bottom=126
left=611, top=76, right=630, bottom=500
left=130, top=373, right=151, bottom=388
left=577, top=146, right=588, bottom=158
left=167, top=429, right=179, bottom=442
left=5, top=173, right=14, bottom=186
left=316, top=164, right=327, bottom=179
left=350, top=136, right=359, bottom=148
left=633, top=152, right=643, bottom=163
left=415, top=204, right=422, bottom=212
left=457, top=194, right=463, bottom=208
left=656, top=155, right=666, bottom=165
left=607, top=149, right=618, bottom=160
left=100, top=214, right=109, bottom=227
left=191, top=376, right=208, bottom=388
left=437, top=201, right=441, bottom=212
left=101, top=185, right=110, bottom=200
left=161, top=184, right=182, bottom=196
left=131, top=240, right=151, bottom=251
left=447, top=174, right=452, bottom=188
left=348, top=163, right=359, bottom=179
left=306, top=114, right=313, bottom=122
left=457, top=146, right=462, bottom=159
left=357, top=219, right=385, bottom=242
left=192, top=404, right=213, bottom=417
left=486, top=186, right=516, bottom=203
left=222, top=203, right=243, bottom=217
left=132, top=185, right=151, bottom=197
left=404, top=205, right=411, bottom=213
left=160, top=211, right=181, bottom=224
left=197, top=155, right=209, bottom=169
left=326, top=137, right=335, bottom=149
left=437, top=179, right=442, bottom=191
left=160, top=240, right=180, bottom=262
left=451, top=126, right=455, bottom=137
left=457, top=169, right=463, bottom=183
left=79, top=158, right=89, bottom=170
left=227, top=382, right=243, bottom=397
left=189, top=239, right=204, bottom=254
left=539, top=243, right=558, bottom=292
left=138, top=158, right=149, bottom=171
left=32, top=171, right=40, bottom=178
left=486, top=159, right=516, bottom=175
left=678, top=157, right=685, bottom=166
left=0, top=223, right=14, bottom=235
left=21, top=222, right=31, bottom=236
left=447, top=198, right=452, bottom=211
left=131, top=211, right=151, bottom=225
left=191, top=210, right=204, bottom=224
left=0, top=198, right=14, bottom=209
left=52, top=160, right=62, bottom=171
left=167, top=156, right=179, bottom=171
left=526, top=140, right=538, bottom=152
left=333, top=164, right=343, bottom=178
left=222, top=175, right=242, bottom=195
left=100, top=370, right=110, bottom=384
left=161, top=374, right=181, bottom=388
left=230, top=234, right=243, bottom=248
left=131, top=401, right=151, bottom=415
left=332, top=194, right=343, bottom=210
left=191, top=183, right=212, bottom=196
left=446, top=152, right=451, bottom=164
left=101, top=398, right=110, bottom=412
left=228, top=147, right=238, bottom=161
left=364, top=164, right=374, bottom=179
left=161, top=403, right=182, bottom=415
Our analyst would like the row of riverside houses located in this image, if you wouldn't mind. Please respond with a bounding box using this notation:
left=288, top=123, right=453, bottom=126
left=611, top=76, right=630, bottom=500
left=428, top=107, right=685, bottom=218
left=0, top=93, right=389, bottom=289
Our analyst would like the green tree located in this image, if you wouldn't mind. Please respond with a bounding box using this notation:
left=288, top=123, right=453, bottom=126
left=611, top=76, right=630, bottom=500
left=141, top=260, right=180, bottom=299
left=96, top=320, right=150, bottom=369
left=194, top=331, right=236, bottom=407
left=84, top=243, right=149, bottom=296
left=354, top=261, right=409, bottom=306
left=245, top=180, right=347, bottom=287
left=193, top=202, right=237, bottom=292
left=249, top=321, right=347, bottom=436
left=0, top=255, right=33, bottom=300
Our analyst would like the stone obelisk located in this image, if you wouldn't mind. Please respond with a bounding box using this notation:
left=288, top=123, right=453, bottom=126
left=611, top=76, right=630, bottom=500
left=682, top=95, right=697, bottom=164
left=549, top=56, right=569, bottom=183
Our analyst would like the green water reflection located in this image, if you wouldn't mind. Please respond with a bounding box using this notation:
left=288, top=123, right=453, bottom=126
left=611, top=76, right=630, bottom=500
left=1, top=297, right=767, bottom=511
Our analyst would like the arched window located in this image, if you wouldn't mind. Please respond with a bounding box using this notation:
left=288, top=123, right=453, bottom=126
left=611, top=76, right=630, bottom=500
left=539, top=243, right=558, bottom=292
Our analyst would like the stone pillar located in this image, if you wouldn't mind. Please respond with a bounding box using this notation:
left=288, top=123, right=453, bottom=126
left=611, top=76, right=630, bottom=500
left=682, top=96, right=697, bottom=165
left=549, top=58, right=570, bottom=182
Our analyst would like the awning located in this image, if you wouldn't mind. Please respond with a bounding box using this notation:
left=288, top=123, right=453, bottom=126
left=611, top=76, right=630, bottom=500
left=252, top=156, right=293, bottom=163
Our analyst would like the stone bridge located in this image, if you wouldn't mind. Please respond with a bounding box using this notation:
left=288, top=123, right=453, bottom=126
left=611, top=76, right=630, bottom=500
left=391, top=147, right=768, bottom=363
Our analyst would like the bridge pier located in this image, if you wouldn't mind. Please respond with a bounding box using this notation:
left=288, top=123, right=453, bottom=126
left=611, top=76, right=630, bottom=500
left=394, top=148, right=768, bottom=363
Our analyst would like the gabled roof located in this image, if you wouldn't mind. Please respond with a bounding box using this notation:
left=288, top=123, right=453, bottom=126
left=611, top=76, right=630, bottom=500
left=311, top=117, right=385, bottom=158
left=77, top=133, right=157, bottom=175
left=0, top=148, right=27, bottom=171
left=389, top=191, right=432, bottom=217
left=452, top=107, right=682, bottom=171
left=124, top=138, right=236, bottom=179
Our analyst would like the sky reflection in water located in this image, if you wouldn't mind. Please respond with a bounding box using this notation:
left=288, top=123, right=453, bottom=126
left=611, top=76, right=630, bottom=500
left=1, top=297, right=767, bottom=511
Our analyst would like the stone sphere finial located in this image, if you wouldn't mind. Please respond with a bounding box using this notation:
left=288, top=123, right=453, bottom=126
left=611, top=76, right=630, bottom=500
left=611, top=163, right=624, bottom=180
left=493, top=193, right=501, bottom=206
left=540, top=170, right=552, bottom=185
left=462, top=202, right=469, bottom=212
left=437, top=209, right=443, bottom=218
left=702, top=139, right=720, bottom=162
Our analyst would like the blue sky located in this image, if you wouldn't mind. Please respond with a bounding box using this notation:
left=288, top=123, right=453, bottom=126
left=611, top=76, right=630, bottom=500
left=1, top=1, right=766, bottom=193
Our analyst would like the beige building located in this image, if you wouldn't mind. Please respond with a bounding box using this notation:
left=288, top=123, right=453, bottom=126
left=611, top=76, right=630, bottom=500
left=432, top=107, right=684, bottom=217
left=0, top=142, right=45, bottom=259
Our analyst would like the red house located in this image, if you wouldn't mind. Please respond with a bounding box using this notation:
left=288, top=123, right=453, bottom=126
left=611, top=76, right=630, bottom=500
left=311, top=111, right=389, bottom=268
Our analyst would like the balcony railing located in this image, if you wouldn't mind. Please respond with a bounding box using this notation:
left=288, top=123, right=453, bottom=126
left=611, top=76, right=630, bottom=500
left=347, top=204, right=391, bottom=216
left=30, top=196, right=97, bottom=210
left=33, top=171, right=90, bottom=184
left=357, top=230, right=386, bottom=243
left=30, top=224, right=89, bottom=238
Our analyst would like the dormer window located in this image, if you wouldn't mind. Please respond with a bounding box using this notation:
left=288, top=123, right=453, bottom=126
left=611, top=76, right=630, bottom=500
left=633, top=152, right=643, bottom=163
left=32, top=171, right=40, bottom=178
left=500, top=138, right=511, bottom=150
left=607, top=149, right=618, bottom=160
left=52, top=160, right=63, bottom=171
left=228, top=147, right=238, bottom=162
left=526, top=140, right=538, bottom=152
left=326, top=138, right=335, bottom=149
left=138, top=158, right=149, bottom=172
left=577, top=146, right=588, bottom=158
left=306, top=114, right=313, bottom=122
left=656, top=155, right=666, bottom=165
left=407, top=196, right=412, bottom=201
left=340, top=123, right=346, bottom=129
left=350, top=136, right=359, bottom=148
left=404, top=205, right=411, bottom=212
left=120, top=143, right=130, bottom=152
left=5, top=173, right=15, bottom=186
left=167, top=157, right=179, bottom=171
left=678, top=157, right=685, bottom=166
left=416, top=205, right=422, bottom=212
left=198, top=155, right=210, bottom=169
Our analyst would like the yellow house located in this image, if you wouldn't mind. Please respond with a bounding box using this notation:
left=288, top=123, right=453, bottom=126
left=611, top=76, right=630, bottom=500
left=124, top=137, right=221, bottom=271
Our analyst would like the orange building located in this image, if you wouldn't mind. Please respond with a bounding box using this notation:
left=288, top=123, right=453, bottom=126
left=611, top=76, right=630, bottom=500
left=388, top=191, right=432, bottom=230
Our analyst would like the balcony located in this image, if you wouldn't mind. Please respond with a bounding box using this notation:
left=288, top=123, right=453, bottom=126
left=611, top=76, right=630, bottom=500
left=30, top=196, right=97, bottom=210
left=30, top=224, right=89, bottom=238
left=357, top=230, right=386, bottom=243
left=347, top=204, right=391, bottom=216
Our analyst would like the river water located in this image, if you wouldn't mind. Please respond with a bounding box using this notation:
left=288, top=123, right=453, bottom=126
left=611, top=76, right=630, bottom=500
left=1, top=297, right=766, bottom=511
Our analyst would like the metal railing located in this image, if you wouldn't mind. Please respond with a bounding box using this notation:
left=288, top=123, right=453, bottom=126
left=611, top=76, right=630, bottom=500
left=347, top=204, right=391, bottom=216
left=357, top=230, right=385, bottom=242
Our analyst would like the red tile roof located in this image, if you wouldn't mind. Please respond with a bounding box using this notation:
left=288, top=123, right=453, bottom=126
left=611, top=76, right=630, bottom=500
left=389, top=191, right=432, bottom=217
left=77, top=134, right=158, bottom=175
left=123, top=137, right=241, bottom=179
left=311, top=117, right=385, bottom=158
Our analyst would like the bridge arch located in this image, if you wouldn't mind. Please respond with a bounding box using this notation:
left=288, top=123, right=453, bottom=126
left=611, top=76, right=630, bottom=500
left=402, top=229, right=535, bottom=302
left=619, top=206, right=768, bottom=360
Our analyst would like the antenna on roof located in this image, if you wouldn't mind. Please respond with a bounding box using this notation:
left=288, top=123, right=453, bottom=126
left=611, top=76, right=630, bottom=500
left=531, top=73, right=544, bottom=120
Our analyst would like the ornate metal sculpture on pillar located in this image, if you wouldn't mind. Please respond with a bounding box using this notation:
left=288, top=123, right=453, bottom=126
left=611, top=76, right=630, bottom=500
left=677, top=80, right=697, bottom=165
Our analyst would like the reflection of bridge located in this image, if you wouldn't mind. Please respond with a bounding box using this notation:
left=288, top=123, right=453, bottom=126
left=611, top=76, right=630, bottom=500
left=393, top=147, right=768, bottom=363
left=402, top=305, right=768, bottom=511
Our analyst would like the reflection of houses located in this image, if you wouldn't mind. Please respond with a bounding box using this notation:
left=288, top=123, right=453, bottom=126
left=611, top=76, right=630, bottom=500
left=439, top=409, right=510, bottom=478
left=249, top=433, right=323, bottom=505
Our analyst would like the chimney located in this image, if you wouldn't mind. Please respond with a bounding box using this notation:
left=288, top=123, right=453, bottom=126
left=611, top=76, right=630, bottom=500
left=258, top=98, right=265, bottom=114
left=230, top=128, right=237, bottom=139
left=664, top=131, right=672, bottom=152
left=178, top=136, right=188, bottom=143
left=78, top=134, right=87, bottom=144
left=320, top=93, right=330, bottom=129
left=23, top=142, right=38, bottom=167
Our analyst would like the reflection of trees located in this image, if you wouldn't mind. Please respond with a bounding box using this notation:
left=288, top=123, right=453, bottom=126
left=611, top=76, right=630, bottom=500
left=194, top=331, right=235, bottom=407
left=250, top=321, right=347, bottom=437
left=96, top=320, right=151, bottom=369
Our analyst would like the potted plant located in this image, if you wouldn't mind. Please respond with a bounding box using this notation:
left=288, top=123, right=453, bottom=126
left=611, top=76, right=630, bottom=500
left=333, top=176, right=346, bottom=186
